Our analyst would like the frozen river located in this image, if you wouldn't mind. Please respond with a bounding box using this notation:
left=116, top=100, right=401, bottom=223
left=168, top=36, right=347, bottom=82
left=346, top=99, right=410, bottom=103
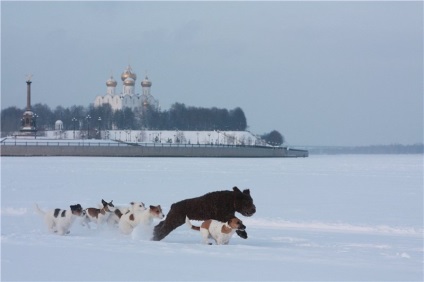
left=1, top=155, right=423, bottom=281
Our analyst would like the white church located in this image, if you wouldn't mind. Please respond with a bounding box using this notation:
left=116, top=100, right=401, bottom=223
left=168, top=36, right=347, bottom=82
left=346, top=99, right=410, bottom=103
left=34, top=66, right=265, bottom=146
left=94, top=65, right=158, bottom=111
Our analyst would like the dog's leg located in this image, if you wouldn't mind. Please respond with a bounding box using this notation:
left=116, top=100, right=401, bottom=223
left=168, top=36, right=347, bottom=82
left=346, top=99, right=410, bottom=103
left=45, top=217, right=56, bottom=233
left=200, top=228, right=211, bottom=245
left=81, top=216, right=91, bottom=229
left=119, top=220, right=133, bottom=235
left=57, top=227, right=65, bottom=235
left=152, top=204, right=185, bottom=241
left=98, top=214, right=108, bottom=227
left=107, top=214, right=118, bottom=227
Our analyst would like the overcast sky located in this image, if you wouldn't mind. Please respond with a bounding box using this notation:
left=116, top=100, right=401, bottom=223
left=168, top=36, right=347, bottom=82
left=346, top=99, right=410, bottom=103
left=1, top=1, right=422, bottom=146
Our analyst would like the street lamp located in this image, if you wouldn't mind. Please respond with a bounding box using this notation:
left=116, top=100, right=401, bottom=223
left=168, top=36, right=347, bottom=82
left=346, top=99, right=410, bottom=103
left=72, top=118, right=77, bottom=139
left=33, top=114, right=38, bottom=139
left=98, top=117, right=102, bottom=139
left=86, top=115, right=91, bottom=139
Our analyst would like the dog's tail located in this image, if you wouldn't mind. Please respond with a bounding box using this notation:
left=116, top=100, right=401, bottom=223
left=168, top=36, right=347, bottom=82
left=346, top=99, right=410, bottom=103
left=34, top=203, right=45, bottom=216
left=185, top=216, right=200, bottom=231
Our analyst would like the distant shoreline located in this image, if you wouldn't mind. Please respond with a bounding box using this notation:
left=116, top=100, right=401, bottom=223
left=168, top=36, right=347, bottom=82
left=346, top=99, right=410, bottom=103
left=303, top=144, right=423, bottom=155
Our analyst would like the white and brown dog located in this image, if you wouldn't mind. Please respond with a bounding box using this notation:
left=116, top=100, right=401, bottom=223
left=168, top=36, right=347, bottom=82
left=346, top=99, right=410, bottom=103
left=186, top=216, right=246, bottom=245
left=107, top=201, right=146, bottom=227
left=119, top=205, right=165, bottom=235
left=34, top=203, right=86, bottom=235
left=81, top=199, right=115, bottom=229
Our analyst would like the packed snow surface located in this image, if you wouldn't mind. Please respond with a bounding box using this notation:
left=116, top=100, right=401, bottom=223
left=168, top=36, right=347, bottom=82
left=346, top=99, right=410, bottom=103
left=1, top=155, right=423, bottom=281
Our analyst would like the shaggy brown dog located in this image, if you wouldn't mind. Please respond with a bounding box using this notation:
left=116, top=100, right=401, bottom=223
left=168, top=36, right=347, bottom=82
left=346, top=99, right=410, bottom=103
left=152, top=186, right=256, bottom=241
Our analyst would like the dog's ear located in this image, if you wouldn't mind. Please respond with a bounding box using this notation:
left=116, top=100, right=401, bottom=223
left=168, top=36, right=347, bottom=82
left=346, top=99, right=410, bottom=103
left=242, top=189, right=250, bottom=195
left=102, top=199, right=106, bottom=204
left=233, top=186, right=242, bottom=193
left=150, top=205, right=155, bottom=209
left=130, top=202, right=134, bottom=205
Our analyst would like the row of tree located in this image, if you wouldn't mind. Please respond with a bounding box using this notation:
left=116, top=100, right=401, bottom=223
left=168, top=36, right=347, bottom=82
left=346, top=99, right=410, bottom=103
left=1, top=103, right=249, bottom=132
left=1, top=103, right=285, bottom=145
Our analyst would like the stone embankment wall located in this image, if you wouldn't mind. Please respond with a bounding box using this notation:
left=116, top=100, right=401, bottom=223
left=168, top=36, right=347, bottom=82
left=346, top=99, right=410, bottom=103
left=0, top=143, right=308, bottom=158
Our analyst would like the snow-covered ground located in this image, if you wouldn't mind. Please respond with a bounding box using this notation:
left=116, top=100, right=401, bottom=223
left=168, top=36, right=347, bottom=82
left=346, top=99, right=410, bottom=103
left=1, top=155, right=423, bottom=281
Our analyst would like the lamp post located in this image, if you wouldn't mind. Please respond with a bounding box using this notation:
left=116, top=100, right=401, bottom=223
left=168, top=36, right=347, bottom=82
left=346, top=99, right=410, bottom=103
left=97, top=117, right=102, bottom=139
left=86, top=115, right=91, bottom=139
left=33, top=114, right=38, bottom=139
left=72, top=118, right=77, bottom=139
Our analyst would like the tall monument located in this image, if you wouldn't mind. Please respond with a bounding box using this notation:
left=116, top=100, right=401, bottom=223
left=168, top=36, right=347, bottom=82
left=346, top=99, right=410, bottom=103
left=20, top=76, right=37, bottom=136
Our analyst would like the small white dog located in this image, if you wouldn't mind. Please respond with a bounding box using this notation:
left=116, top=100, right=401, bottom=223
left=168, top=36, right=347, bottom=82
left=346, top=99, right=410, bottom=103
left=107, top=201, right=146, bottom=227
left=119, top=205, right=165, bottom=235
left=81, top=199, right=115, bottom=229
left=186, top=216, right=246, bottom=245
left=34, top=203, right=86, bottom=235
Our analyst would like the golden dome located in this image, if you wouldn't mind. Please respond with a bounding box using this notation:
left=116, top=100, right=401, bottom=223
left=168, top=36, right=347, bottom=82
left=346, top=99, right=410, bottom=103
left=121, top=65, right=137, bottom=81
left=141, top=75, right=152, bottom=87
left=106, top=76, right=117, bottom=87
left=124, top=77, right=135, bottom=86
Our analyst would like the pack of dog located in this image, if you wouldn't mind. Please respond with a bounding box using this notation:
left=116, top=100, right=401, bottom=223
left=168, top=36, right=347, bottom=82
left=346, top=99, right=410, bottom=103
left=34, top=186, right=256, bottom=244
left=34, top=200, right=149, bottom=235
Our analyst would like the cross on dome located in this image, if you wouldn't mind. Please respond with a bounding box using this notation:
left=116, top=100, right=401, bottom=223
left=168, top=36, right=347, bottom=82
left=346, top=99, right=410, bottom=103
left=121, top=65, right=137, bottom=81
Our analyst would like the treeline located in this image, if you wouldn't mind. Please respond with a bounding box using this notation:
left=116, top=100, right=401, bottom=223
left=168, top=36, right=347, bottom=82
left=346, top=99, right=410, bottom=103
left=1, top=103, right=248, bottom=134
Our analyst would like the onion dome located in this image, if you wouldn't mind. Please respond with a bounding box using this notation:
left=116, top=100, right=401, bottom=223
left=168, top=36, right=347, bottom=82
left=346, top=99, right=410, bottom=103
left=141, top=75, right=152, bottom=87
left=124, top=77, right=135, bottom=86
left=106, top=76, right=117, bottom=87
left=121, top=65, right=137, bottom=81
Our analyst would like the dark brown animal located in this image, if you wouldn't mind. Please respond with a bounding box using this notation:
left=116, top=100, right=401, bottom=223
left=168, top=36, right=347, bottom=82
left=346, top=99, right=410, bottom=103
left=152, top=186, right=256, bottom=241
